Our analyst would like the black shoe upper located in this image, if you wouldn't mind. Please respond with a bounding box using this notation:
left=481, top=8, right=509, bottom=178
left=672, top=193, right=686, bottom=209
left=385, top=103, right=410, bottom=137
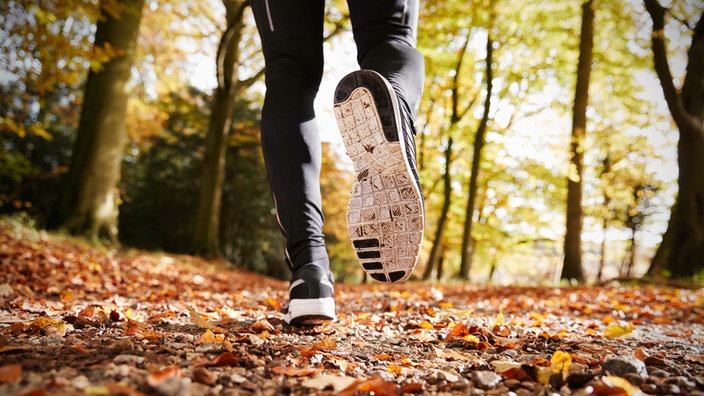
left=289, top=265, right=334, bottom=300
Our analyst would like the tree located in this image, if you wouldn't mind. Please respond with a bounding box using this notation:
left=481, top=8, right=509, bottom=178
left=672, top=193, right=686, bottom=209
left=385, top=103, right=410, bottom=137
left=53, top=0, right=145, bottom=240
left=562, top=0, right=594, bottom=282
left=192, top=0, right=262, bottom=256
left=459, top=21, right=494, bottom=280
left=645, top=0, right=704, bottom=278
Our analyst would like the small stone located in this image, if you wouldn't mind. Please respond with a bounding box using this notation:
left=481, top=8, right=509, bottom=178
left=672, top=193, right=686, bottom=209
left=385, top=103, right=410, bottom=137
left=195, top=343, right=223, bottom=353
left=192, top=367, right=217, bottom=385
left=113, top=354, right=145, bottom=365
left=471, top=370, right=502, bottom=390
left=601, top=356, right=647, bottom=377
left=437, top=369, right=460, bottom=383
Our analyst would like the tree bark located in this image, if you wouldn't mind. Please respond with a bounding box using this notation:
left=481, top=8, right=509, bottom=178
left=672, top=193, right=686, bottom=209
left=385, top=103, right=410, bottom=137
left=459, top=31, right=494, bottom=280
left=562, top=0, right=594, bottom=282
left=423, top=137, right=453, bottom=280
left=53, top=0, right=145, bottom=241
left=192, top=1, right=249, bottom=256
left=645, top=1, right=704, bottom=278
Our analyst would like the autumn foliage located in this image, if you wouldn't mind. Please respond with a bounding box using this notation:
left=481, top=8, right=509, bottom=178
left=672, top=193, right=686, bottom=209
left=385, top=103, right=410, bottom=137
left=1, top=219, right=703, bottom=395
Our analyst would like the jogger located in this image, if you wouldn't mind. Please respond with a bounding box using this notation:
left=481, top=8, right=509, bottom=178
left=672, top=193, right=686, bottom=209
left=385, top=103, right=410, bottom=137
left=250, top=0, right=425, bottom=325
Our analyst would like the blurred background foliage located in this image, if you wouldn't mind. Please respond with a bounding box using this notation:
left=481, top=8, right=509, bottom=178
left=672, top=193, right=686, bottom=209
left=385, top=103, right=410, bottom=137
left=1, top=0, right=702, bottom=283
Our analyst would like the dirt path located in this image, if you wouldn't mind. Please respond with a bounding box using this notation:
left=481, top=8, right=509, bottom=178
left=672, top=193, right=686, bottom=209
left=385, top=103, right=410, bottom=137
left=1, top=220, right=703, bottom=395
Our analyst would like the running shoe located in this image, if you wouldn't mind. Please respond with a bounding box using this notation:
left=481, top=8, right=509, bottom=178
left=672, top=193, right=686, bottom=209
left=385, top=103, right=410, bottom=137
left=283, top=265, right=336, bottom=326
left=333, top=69, right=424, bottom=283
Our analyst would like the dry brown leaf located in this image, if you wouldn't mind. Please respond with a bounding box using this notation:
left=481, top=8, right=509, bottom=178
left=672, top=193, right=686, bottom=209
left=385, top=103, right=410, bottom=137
left=270, top=366, right=320, bottom=377
left=187, top=306, right=217, bottom=330
left=302, top=375, right=357, bottom=392
left=252, top=319, right=275, bottom=332
left=193, top=352, right=240, bottom=367
left=339, top=376, right=400, bottom=396
left=312, top=337, right=337, bottom=351
left=0, top=363, right=22, bottom=384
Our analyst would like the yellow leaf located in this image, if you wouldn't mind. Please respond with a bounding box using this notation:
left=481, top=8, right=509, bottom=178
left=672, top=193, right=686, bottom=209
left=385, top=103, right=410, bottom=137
left=418, top=320, right=434, bottom=330
left=550, top=351, right=572, bottom=374
left=462, top=334, right=480, bottom=344
left=401, top=358, right=413, bottom=366
left=603, top=321, right=636, bottom=338
left=491, top=311, right=505, bottom=327
left=529, top=312, right=545, bottom=321
left=387, top=364, right=402, bottom=376
left=602, top=375, right=642, bottom=396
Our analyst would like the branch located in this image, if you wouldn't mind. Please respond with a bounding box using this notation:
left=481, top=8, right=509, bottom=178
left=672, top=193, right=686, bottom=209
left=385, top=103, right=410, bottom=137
left=643, top=0, right=687, bottom=126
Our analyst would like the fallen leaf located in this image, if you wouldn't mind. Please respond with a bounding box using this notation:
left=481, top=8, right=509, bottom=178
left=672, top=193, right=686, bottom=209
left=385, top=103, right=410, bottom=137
left=462, top=334, right=480, bottom=343
left=193, top=352, right=240, bottom=367
left=550, top=350, right=572, bottom=374
left=418, top=320, right=434, bottom=330
left=265, top=298, right=280, bottom=310
left=491, top=311, right=505, bottom=328
left=147, top=365, right=181, bottom=387
left=26, top=318, right=66, bottom=336
left=595, top=375, right=644, bottom=396
left=302, top=375, right=357, bottom=392
left=387, top=364, right=402, bottom=376
left=490, top=360, right=522, bottom=373
left=603, top=321, right=637, bottom=338
left=71, top=343, right=90, bottom=354
left=312, top=337, right=337, bottom=351
left=0, top=363, right=22, bottom=383
left=444, top=322, right=468, bottom=342
left=252, top=319, right=275, bottom=333
left=0, top=283, right=13, bottom=296
left=339, top=376, right=400, bottom=396
left=270, top=366, right=320, bottom=377
left=187, top=306, right=217, bottom=330
left=195, top=329, right=224, bottom=345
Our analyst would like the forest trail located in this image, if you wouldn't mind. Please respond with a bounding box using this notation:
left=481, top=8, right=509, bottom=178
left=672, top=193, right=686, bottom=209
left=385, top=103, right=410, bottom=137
left=1, top=218, right=702, bottom=395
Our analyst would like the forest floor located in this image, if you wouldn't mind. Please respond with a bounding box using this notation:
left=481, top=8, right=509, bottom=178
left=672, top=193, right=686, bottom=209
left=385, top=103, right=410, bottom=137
left=0, top=218, right=703, bottom=396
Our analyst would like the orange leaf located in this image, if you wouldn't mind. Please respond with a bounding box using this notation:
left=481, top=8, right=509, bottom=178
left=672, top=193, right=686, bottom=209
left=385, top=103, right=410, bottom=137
left=340, top=376, right=400, bottom=396
left=265, top=298, right=281, bottom=310
left=444, top=323, right=468, bottom=342
left=71, top=343, right=90, bottom=354
left=147, top=365, right=181, bottom=387
left=312, top=337, right=337, bottom=351
left=0, top=364, right=22, bottom=384
left=194, top=352, right=240, bottom=367
left=195, top=330, right=224, bottom=345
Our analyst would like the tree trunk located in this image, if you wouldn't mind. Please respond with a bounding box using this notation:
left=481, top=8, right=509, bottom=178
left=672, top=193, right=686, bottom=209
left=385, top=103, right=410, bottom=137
left=423, top=137, right=453, bottom=280
left=53, top=0, right=145, bottom=241
left=459, top=31, right=494, bottom=280
left=644, top=2, right=704, bottom=278
left=562, top=0, right=594, bottom=282
left=192, top=1, right=249, bottom=256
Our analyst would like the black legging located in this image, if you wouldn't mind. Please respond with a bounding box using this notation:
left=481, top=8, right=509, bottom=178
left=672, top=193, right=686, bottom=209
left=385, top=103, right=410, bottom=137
left=251, top=0, right=425, bottom=272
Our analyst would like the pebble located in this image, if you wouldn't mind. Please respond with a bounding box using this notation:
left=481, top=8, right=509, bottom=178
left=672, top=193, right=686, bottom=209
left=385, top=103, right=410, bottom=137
left=113, top=354, right=145, bottom=365
left=471, top=370, right=502, bottom=390
left=601, top=356, right=647, bottom=377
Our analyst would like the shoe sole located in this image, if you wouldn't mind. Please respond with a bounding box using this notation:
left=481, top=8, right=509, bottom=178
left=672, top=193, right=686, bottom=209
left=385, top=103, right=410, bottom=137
left=333, top=70, right=424, bottom=283
left=284, top=297, right=336, bottom=326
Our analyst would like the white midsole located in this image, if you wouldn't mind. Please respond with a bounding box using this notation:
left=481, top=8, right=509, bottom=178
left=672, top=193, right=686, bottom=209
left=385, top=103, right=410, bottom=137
left=284, top=298, right=336, bottom=323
